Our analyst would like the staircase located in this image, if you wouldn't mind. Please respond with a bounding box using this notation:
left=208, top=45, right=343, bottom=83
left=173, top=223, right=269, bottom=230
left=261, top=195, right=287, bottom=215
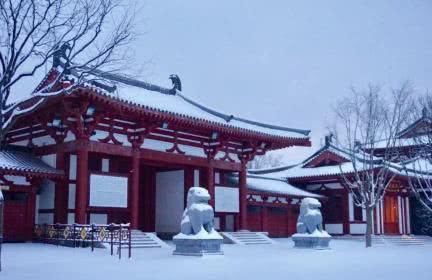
left=334, top=235, right=432, bottom=246
left=382, top=235, right=432, bottom=246
left=333, top=235, right=386, bottom=245
left=221, top=231, right=275, bottom=245
left=118, top=230, right=169, bottom=249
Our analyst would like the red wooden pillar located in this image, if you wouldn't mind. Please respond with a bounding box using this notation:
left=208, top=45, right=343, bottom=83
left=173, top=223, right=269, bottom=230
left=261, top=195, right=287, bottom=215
left=184, top=167, right=194, bottom=206
left=342, top=190, right=350, bottom=234
left=26, top=186, right=37, bottom=240
left=207, top=165, right=215, bottom=207
left=261, top=205, right=268, bottom=232
left=75, top=141, right=89, bottom=224
left=142, top=167, right=156, bottom=232
left=286, top=204, right=293, bottom=235
left=130, top=148, right=140, bottom=229
left=239, top=165, right=248, bottom=230
left=54, top=151, right=68, bottom=223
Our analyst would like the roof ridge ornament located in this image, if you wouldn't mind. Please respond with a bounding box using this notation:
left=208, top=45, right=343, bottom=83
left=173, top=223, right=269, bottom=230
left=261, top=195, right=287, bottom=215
left=53, top=43, right=71, bottom=68
left=169, top=74, right=182, bottom=92
left=422, top=106, right=428, bottom=118
left=324, top=133, right=334, bottom=146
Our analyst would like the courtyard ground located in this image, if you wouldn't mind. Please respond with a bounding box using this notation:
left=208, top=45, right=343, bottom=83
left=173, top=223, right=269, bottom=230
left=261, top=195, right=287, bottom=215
left=1, top=239, right=431, bottom=280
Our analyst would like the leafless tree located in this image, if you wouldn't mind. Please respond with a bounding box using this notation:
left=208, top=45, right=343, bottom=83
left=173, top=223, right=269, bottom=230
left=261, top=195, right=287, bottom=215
left=403, top=92, right=432, bottom=212
left=332, top=82, right=414, bottom=247
left=0, top=0, right=136, bottom=145
left=247, top=152, right=284, bottom=170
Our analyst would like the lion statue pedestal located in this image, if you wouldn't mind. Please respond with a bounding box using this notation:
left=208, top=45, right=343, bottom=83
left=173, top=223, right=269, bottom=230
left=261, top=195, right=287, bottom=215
left=292, top=197, right=331, bottom=249
left=173, top=187, right=224, bottom=256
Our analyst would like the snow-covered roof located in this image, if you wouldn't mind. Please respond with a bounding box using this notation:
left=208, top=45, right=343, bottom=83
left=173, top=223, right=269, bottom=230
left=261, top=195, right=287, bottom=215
left=249, top=141, right=402, bottom=180
left=51, top=63, right=309, bottom=141
left=229, top=174, right=322, bottom=198
left=370, top=137, right=422, bottom=149
left=90, top=80, right=310, bottom=139
left=0, top=149, right=63, bottom=178
left=399, top=157, right=432, bottom=177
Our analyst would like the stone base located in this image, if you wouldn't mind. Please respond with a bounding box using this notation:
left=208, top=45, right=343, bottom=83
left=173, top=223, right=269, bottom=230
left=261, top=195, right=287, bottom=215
left=173, top=238, right=224, bottom=256
left=292, top=235, right=331, bottom=249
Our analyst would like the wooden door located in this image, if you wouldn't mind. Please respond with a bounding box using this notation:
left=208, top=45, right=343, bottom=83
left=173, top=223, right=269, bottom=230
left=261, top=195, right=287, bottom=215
left=267, top=207, right=288, bottom=237
left=247, top=205, right=262, bottom=232
left=384, top=196, right=399, bottom=234
left=4, top=200, right=29, bottom=241
left=287, top=207, right=299, bottom=235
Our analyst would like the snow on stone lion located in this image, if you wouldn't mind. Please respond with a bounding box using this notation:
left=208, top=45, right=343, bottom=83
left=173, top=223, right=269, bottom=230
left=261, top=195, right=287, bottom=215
left=176, top=187, right=221, bottom=239
left=296, top=197, right=326, bottom=235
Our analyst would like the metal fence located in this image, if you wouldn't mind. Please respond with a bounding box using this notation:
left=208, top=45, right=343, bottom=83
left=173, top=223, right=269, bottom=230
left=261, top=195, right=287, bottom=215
left=33, top=223, right=131, bottom=259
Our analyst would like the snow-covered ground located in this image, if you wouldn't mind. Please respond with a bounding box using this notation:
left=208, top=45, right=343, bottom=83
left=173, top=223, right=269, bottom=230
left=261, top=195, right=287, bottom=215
left=2, top=239, right=431, bottom=280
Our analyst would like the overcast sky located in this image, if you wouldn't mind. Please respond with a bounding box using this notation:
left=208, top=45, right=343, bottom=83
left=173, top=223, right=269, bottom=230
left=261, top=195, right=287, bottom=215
left=15, top=0, right=432, bottom=165
left=133, top=0, right=432, bottom=164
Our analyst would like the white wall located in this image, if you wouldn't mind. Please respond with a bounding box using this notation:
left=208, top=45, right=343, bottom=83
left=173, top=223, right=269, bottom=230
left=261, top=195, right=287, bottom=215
left=4, top=175, right=29, bottom=186
left=67, top=213, right=75, bottom=224
left=38, top=180, right=55, bottom=209
left=350, top=223, right=366, bottom=234
left=325, top=223, right=343, bottom=234
left=193, top=169, right=200, bottom=187
left=41, top=154, right=56, bottom=168
left=215, top=186, right=239, bottom=213
left=89, top=174, right=128, bottom=208
left=32, top=135, right=56, bottom=146
left=90, top=214, right=108, bottom=224
left=68, top=183, right=76, bottom=209
left=69, top=154, right=77, bottom=180
left=38, top=213, right=54, bottom=224
left=155, top=170, right=185, bottom=233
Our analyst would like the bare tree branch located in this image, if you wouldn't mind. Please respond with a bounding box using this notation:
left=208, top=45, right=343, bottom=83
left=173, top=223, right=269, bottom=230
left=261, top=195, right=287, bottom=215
left=332, top=82, right=414, bottom=247
left=0, top=0, right=137, bottom=145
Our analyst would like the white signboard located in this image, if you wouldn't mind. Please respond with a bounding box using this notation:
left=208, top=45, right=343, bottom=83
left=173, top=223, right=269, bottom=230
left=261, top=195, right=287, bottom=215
left=89, top=174, right=128, bottom=208
left=215, top=186, right=239, bottom=213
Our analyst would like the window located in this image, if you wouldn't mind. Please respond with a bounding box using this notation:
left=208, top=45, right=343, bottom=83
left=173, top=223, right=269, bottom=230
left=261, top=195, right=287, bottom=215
left=322, top=195, right=343, bottom=222
left=247, top=205, right=261, bottom=214
left=354, top=205, right=363, bottom=221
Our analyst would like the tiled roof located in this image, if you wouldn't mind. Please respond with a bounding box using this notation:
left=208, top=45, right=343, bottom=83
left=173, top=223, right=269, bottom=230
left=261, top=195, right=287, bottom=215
left=62, top=65, right=311, bottom=141
left=0, top=150, right=63, bottom=177
left=229, top=174, right=322, bottom=198
left=249, top=142, right=402, bottom=180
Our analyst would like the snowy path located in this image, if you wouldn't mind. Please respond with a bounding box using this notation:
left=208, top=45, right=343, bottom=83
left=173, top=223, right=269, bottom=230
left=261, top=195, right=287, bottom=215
left=2, top=239, right=431, bottom=280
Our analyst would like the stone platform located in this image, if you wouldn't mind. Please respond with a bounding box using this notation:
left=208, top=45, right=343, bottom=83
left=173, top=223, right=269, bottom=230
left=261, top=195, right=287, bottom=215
left=292, top=234, right=331, bottom=249
left=173, top=238, right=224, bottom=256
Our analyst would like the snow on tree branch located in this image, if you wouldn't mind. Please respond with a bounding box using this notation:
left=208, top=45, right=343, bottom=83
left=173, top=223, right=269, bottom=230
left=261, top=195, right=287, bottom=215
left=0, top=0, right=137, bottom=145
left=331, top=82, right=414, bottom=247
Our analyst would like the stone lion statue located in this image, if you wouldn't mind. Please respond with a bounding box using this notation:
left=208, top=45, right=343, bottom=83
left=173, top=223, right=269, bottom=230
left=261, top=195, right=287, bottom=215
left=180, top=187, right=215, bottom=235
left=296, top=197, right=324, bottom=234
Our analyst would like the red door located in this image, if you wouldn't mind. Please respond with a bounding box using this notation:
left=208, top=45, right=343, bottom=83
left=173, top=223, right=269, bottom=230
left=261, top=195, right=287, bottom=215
left=247, top=205, right=262, bottom=232
left=4, top=200, right=29, bottom=241
left=287, top=207, right=299, bottom=235
left=384, top=196, right=399, bottom=234
left=267, top=207, right=288, bottom=237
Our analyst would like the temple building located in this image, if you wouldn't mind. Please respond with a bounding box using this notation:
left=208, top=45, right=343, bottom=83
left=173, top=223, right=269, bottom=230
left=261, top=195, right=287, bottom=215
left=2, top=56, right=430, bottom=241
left=0, top=58, right=312, bottom=242
left=247, top=112, right=432, bottom=237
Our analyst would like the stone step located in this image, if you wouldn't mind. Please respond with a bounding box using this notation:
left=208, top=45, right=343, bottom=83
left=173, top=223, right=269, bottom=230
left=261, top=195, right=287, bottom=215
left=221, top=231, right=275, bottom=245
left=125, top=231, right=170, bottom=249
left=334, top=235, right=432, bottom=246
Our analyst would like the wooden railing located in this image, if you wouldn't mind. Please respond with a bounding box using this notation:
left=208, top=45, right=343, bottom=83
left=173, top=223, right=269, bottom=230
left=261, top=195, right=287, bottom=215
left=33, top=223, right=131, bottom=259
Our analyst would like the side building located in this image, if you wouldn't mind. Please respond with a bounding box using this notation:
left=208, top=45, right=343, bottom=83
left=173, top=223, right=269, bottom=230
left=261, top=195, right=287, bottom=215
left=249, top=137, right=413, bottom=236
